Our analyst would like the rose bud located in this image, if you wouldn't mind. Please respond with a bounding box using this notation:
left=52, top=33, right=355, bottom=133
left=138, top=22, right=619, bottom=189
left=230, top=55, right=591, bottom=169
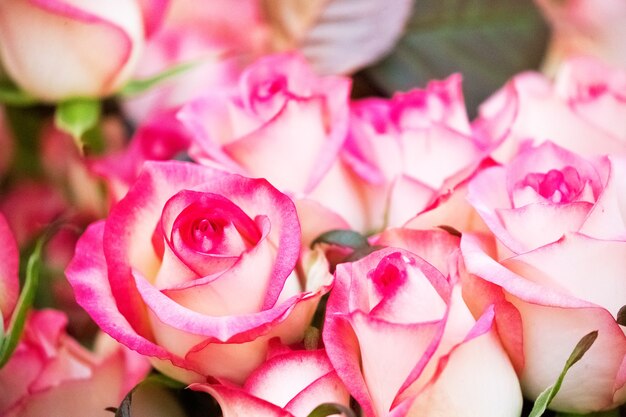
left=0, top=0, right=158, bottom=101
left=324, top=228, right=522, bottom=417
left=192, top=346, right=350, bottom=417
left=0, top=310, right=149, bottom=417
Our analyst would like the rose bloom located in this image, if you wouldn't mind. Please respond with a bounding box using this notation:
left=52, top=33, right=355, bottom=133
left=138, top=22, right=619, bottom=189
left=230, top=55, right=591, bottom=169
left=461, top=142, right=626, bottom=412
left=181, top=52, right=350, bottom=195
left=535, top=0, right=626, bottom=74
left=324, top=228, right=522, bottom=417
left=0, top=0, right=165, bottom=101
left=342, top=75, right=491, bottom=232
left=66, top=161, right=332, bottom=384
left=0, top=310, right=149, bottom=417
left=192, top=346, right=350, bottom=417
left=475, top=57, right=626, bottom=162
left=124, top=0, right=268, bottom=122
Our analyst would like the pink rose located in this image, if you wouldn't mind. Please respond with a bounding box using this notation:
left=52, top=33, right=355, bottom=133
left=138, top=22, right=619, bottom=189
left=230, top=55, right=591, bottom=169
left=338, top=75, right=491, bottom=231
left=0, top=310, right=149, bottom=417
left=535, top=0, right=626, bottom=74
left=0, top=0, right=164, bottom=101
left=124, top=0, right=268, bottom=122
left=475, top=57, right=626, bottom=162
left=192, top=346, right=350, bottom=417
left=0, top=212, right=19, bottom=326
left=462, top=142, right=626, bottom=412
left=324, top=228, right=522, bottom=417
left=180, top=52, right=351, bottom=198
left=468, top=141, right=626, bottom=253
left=66, top=161, right=332, bottom=384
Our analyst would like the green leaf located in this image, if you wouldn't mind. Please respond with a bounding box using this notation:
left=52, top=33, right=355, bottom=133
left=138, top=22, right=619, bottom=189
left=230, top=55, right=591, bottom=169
left=361, top=0, right=549, bottom=113
left=307, top=403, right=357, bottom=417
left=119, top=60, right=199, bottom=97
left=0, top=80, right=38, bottom=106
left=0, top=237, right=44, bottom=368
left=528, top=330, right=599, bottom=417
left=616, top=305, right=626, bottom=326
left=113, top=373, right=186, bottom=417
left=54, top=98, right=101, bottom=150
left=311, top=229, right=370, bottom=250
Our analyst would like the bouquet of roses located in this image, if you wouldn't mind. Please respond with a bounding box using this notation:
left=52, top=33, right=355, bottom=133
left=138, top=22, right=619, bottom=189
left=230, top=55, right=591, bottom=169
left=1, top=1, right=626, bottom=416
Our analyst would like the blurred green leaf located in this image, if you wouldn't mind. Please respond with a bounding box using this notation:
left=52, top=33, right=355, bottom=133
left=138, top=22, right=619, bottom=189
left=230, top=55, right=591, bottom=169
left=311, top=229, right=370, bottom=250
left=361, top=0, right=549, bottom=113
left=119, top=60, right=199, bottom=97
left=0, top=237, right=43, bottom=368
left=113, top=373, right=186, bottom=417
left=528, top=331, right=599, bottom=417
left=0, top=80, right=38, bottom=106
left=307, top=403, right=357, bottom=417
left=54, top=98, right=101, bottom=150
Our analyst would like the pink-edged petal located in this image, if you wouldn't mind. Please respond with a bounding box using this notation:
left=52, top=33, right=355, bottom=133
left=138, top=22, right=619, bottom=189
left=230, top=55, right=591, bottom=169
left=294, top=198, right=350, bottom=248
left=408, top=306, right=522, bottom=417
left=406, top=178, right=490, bottom=233
left=0, top=0, right=143, bottom=100
left=65, top=222, right=194, bottom=372
left=400, top=125, right=483, bottom=191
left=460, top=233, right=594, bottom=309
left=386, top=174, right=438, bottom=229
left=323, top=315, right=375, bottom=417
left=284, top=371, right=351, bottom=417
left=0, top=212, right=19, bottom=323
left=162, top=233, right=276, bottom=315
left=496, top=202, right=592, bottom=252
left=7, top=348, right=128, bottom=417
left=581, top=155, right=626, bottom=239
left=505, top=142, right=605, bottom=202
left=136, top=0, right=169, bottom=38
left=503, top=233, right=626, bottom=317
left=181, top=173, right=302, bottom=309
left=374, top=228, right=460, bottom=278
left=244, top=349, right=333, bottom=407
left=190, top=383, right=292, bottom=417
left=223, top=97, right=336, bottom=193
left=511, top=297, right=626, bottom=412
left=308, top=160, right=371, bottom=233
left=350, top=311, right=444, bottom=417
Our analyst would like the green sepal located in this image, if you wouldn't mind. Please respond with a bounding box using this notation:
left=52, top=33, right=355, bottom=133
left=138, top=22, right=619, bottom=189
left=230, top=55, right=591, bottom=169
left=54, top=98, right=101, bottom=151
left=528, top=330, right=599, bottom=417
left=0, top=80, right=38, bottom=107
left=0, top=237, right=44, bottom=368
left=311, top=229, right=370, bottom=250
left=112, top=373, right=186, bottom=417
left=307, top=403, right=357, bottom=417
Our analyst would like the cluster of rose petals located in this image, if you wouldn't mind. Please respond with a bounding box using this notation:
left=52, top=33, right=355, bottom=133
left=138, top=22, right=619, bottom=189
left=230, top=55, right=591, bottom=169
left=324, top=228, right=522, bottom=417
left=0, top=310, right=149, bottom=417
left=475, top=57, right=626, bottom=162
left=0, top=0, right=166, bottom=101
left=192, top=346, right=350, bottom=417
left=342, top=74, right=491, bottom=232
left=461, top=136, right=626, bottom=409
left=66, top=160, right=332, bottom=384
left=452, top=58, right=626, bottom=414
